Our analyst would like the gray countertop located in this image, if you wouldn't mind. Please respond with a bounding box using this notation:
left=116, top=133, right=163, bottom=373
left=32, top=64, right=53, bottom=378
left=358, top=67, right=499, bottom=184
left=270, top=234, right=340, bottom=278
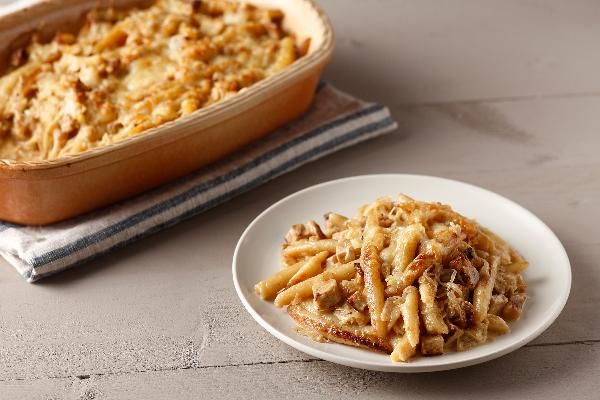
left=1, top=0, right=599, bottom=398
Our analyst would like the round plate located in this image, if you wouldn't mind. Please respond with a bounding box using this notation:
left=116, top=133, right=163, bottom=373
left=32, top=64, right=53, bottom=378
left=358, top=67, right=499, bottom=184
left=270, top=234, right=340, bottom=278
left=232, top=174, right=571, bottom=372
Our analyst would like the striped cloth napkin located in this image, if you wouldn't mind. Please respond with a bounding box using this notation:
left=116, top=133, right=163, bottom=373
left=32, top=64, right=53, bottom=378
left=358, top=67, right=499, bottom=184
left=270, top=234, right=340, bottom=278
left=0, top=83, right=396, bottom=282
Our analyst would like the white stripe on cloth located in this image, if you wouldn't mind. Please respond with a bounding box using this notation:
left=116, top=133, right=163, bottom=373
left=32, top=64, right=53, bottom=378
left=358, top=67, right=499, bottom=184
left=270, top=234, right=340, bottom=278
left=0, top=84, right=397, bottom=282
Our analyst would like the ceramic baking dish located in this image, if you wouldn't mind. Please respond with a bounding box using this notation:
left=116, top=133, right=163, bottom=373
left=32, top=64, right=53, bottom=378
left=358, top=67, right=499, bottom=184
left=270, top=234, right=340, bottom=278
left=0, top=0, right=334, bottom=225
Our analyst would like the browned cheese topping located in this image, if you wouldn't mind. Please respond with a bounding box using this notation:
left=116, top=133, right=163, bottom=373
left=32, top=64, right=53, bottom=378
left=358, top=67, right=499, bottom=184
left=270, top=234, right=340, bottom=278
left=0, top=0, right=307, bottom=161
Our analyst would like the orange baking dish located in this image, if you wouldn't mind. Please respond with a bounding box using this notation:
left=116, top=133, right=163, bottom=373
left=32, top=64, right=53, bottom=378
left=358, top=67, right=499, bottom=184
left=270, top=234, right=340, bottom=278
left=0, top=0, right=334, bottom=225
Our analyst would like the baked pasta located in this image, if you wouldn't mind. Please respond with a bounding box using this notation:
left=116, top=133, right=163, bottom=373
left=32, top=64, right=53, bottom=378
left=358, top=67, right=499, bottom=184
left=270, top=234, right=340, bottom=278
left=0, top=0, right=307, bottom=161
left=255, top=195, right=528, bottom=362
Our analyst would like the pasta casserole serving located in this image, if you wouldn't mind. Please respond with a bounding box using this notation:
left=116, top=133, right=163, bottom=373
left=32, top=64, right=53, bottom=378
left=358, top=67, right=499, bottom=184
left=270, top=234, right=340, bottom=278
left=0, top=0, right=307, bottom=161
left=255, top=195, right=528, bottom=362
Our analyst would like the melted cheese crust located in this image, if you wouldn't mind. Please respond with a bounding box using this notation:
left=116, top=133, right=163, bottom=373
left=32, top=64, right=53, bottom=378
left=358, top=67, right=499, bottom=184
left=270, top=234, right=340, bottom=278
left=0, top=0, right=303, bottom=161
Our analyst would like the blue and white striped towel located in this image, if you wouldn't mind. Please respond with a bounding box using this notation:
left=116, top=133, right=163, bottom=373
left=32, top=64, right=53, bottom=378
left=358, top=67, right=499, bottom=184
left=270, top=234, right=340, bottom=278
left=0, top=84, right=396, bottom=282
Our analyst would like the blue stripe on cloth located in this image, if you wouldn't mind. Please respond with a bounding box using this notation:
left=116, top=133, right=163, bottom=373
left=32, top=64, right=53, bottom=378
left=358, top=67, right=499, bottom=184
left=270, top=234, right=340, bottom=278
left=28, top=114, right=395, bottom=278
left=30, top=103, right=385, bottom=269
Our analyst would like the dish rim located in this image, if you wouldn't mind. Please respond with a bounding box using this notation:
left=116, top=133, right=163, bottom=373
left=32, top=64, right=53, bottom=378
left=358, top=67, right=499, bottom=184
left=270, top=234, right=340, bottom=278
left=232, top=173, right=572, bottom=372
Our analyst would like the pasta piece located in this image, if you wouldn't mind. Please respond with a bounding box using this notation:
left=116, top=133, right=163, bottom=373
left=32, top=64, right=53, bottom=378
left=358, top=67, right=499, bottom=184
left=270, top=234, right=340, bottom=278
left=283, top=239, right=337, bottom=259
left=361, top=245, right=387, bottom=337
left=474, top=231, right=496, bottom=254
left=401, top=286, right=420, bottom=348
left=505, top=260, right=529, bottom=274
left=94, top=27, right=128, bottom=52
left=481, top=227, right=513, bottom=263
left=418, top=272, right=448, bottom=335
left=473, top=257, right=499, bottom=322
left=515, top=274, right=527, bottom=293
left=385, top=224, right=426, bottom=282
left=360, top=212, right=387, bottom=337
left=487, top=314, right=510, bottom=334
left=297, top=38, right=311, bottom=57
left=324, top=212, right=348, bottom=236
left=287, top=251, right=329, bottom=287
left=391, top=335, right=416, bottom=362
left=269, top=36, right=296, bottom=73
left=273, top=262, right=355, bottom=307
left=386, top=252, right=435, bottom=296
left=381, top=296, right=403, bottom=332
left=363, top=212, right=386, bottom=249
left=254, top=260, right=304, bottom=300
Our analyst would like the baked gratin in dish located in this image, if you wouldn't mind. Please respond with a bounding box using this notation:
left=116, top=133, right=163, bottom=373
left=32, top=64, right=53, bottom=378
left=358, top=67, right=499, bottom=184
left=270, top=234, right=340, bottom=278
left=255, top=195, right=528, bottom=362
left=0, top=0, right=331, bottom=225
left=0, top=0, right=308, bottom=161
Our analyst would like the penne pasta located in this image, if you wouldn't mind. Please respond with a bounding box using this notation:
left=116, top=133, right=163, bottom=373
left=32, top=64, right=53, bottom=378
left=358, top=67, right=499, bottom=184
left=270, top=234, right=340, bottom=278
left=505, top=260, right=529, bottom=274
left=94, top=27, right=128, bottom=52
left=418, top=272, right=448, bottom=335
left=381, top=296, right=403, bottom=332
left=390, top=224, right=425, bottom=276
left=473, top=257, right=499, bottom=323
left=386, top=252, right=435, bottom=296
left=401, top=286, right=420, bottom=348
left=390, top=335, right=416, bottom=362
left=287, top=251, right=329, bottom=287
left=360, top=212, right=387, bottom=337
left=254, top=260, right=304, bottom=300
left=283, top=239, right=337, bottom=259
left=273, top=262, right=356, bottom=307
left=487, top=314, right=510, bottom=334
left=257, top=195, right=528, bottom=362
left=361, top=244, right=387, bottom=337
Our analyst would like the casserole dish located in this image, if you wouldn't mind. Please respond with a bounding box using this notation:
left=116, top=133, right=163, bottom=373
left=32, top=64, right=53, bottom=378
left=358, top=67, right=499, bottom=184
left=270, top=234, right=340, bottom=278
left=0, top=0, right=334, bottom=225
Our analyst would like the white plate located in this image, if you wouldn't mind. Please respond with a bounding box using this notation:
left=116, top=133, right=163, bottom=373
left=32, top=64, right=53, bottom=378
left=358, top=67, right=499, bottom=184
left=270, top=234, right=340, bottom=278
left=232, top=174, right=571, bottom=372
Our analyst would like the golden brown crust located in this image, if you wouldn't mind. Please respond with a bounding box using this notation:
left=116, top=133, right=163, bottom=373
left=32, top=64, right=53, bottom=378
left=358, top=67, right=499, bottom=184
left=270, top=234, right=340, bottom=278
left=0, top=0, right=302, bottom=161
left=287, top=303, right=393, bottom=353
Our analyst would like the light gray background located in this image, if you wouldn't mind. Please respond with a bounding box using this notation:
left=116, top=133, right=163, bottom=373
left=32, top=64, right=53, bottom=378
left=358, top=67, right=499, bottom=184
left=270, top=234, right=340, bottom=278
left=1, top=0, right=599, bottom=399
